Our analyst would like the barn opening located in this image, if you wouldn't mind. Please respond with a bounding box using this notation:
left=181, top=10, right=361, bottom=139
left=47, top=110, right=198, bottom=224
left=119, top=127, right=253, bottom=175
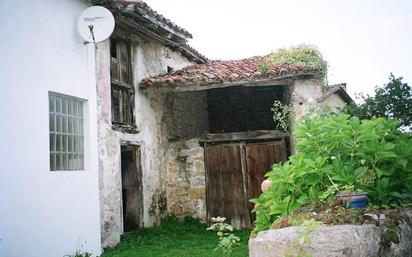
left=121, top=145, right=143, bottom=233
left=163, top=84, right=291, bottom=229
left=207, top=86, right=286, bottom=133
left=204, top=85, right=290, bottom=228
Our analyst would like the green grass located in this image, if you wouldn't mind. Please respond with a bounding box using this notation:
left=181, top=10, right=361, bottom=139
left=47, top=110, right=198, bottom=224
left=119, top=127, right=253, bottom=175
left=100, top=216, right=250, bottom=257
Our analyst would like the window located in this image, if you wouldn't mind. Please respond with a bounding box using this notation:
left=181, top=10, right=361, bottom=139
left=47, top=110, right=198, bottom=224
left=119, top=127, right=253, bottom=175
left=111, top=39, right=135, bottom=126
left=49, top=93, right=84, bottom=171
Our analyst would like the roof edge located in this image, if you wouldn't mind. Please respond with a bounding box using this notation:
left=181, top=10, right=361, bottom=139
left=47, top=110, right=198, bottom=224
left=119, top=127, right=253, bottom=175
left=140, top=72, right=322, bottom=92
left=317, top=83, right=354, bottom=104
left=89, top=0, right=193, bottom=39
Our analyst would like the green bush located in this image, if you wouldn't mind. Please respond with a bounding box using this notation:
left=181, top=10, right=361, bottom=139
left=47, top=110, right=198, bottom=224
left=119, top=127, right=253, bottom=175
left=251, top=114, right=412, bottom=234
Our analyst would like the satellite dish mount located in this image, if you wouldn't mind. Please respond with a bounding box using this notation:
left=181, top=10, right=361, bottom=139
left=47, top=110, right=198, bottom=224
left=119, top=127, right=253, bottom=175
left=78, top=6, right=115, bottom=44
left=88, top=25, right=96, bottom=43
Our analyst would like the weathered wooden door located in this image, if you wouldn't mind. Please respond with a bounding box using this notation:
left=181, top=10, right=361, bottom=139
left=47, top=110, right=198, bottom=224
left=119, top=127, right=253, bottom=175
left=245, top=141, right=287, bottom=220
left=205, top=144, right=251, bottom=229
left=121, top=145, right=143, bottom=233
left=205, top=140, right=286, bottom=229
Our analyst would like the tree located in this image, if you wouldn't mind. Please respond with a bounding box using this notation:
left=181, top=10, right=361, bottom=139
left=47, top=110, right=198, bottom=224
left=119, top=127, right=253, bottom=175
left=345, top=74, right=412, bottom=129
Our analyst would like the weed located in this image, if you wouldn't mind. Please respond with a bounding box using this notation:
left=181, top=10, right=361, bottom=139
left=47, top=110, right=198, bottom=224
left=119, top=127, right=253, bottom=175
left=207, top=217, right=240, bottom=257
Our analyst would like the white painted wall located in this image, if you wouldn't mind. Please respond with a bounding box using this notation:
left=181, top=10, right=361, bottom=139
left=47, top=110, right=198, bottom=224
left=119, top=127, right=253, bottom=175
left=0, top=1, right=101, bottom=257
left=321, top=93, right=347, bottom=111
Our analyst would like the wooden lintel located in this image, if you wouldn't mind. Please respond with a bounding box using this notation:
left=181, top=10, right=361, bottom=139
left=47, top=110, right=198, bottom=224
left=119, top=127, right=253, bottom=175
left=198, top=130, right=289, bottom=143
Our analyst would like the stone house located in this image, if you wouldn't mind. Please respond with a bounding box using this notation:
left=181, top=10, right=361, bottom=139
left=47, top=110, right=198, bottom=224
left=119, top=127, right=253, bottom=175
left=99, top=1, right=353, bottom=242
left=139, top=58, right=353, bottom=231
left=0, top=0, right=352, bottom=256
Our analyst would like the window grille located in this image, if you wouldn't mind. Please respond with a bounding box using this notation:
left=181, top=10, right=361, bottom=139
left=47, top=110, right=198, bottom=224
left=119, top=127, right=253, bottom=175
left=49, top=93, right=84, bottom=171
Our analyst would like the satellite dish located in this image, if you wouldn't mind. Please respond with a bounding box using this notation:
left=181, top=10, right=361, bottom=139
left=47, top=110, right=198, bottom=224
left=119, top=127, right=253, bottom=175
left=78, top=6, right=115, bottom=43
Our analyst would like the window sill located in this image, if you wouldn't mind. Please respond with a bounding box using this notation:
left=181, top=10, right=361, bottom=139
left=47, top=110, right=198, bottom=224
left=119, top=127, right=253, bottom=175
left=112, top=124, right=140, bottom=134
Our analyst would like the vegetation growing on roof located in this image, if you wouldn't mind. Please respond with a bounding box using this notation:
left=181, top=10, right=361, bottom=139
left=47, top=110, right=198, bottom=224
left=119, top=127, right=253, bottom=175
left=259, top=44, right=328, bottom=87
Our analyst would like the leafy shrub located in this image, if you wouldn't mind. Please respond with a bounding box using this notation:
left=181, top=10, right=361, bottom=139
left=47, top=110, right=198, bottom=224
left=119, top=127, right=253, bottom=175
left=251, top=114, right=412, bottom=234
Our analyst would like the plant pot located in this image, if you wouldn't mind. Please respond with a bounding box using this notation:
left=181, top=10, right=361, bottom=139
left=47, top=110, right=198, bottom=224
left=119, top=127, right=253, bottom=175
left=335, top=192, right=368, bottom=208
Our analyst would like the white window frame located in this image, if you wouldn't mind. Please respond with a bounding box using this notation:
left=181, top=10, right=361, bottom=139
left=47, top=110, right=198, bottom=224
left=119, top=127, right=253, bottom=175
left=49, top=92, right=85, bottom=171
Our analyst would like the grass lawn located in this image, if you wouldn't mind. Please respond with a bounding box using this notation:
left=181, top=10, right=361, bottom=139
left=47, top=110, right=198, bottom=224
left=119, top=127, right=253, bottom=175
left=100, top=216, right=250, bottom=257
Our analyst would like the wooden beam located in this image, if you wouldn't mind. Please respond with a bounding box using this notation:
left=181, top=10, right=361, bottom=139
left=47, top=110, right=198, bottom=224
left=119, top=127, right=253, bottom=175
left=199, top=130, right=289, bottom=143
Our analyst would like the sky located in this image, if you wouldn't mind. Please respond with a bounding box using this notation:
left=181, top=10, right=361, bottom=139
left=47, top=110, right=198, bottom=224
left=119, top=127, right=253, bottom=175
left=145, top=0, right=412, bottom=98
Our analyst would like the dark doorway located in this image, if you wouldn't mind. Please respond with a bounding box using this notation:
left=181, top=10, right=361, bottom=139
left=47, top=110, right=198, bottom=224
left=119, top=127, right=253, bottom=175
left=121, top=145, right=143, bottom=233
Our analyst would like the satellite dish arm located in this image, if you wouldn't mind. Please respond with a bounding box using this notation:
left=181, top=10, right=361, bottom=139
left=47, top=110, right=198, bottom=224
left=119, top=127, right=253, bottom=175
left=88, top=25, right=96, bottom=43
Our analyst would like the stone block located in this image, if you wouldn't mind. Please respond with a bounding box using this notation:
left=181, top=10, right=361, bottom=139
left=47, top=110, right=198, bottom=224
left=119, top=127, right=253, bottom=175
left=167, top=163, right=179, bottom=173
left=189, top=188, right=205, bottom=199
left=249, top=210, right=412, bottom=257
left=178, top=147, right=203, bottom=158
left=178, top=181, right=190, bottom=188
left=174, top=188, right=189, bottom=196
left=185, top=138, right=200, bottom=149
left=191, top=176, right=205, bottom=187
left=192, top=161, right=205, bottom=175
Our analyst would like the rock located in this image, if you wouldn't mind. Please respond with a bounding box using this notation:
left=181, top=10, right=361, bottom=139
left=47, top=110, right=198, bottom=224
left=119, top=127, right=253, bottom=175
left=249, top=210, right=412, bottom=257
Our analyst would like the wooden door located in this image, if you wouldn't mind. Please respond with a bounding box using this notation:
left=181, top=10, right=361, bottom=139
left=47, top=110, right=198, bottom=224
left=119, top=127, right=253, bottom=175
left=205, top=140, right=287, bottom=229
left=205, top=144, right=251, bottom=229
left=245, top=141, right=287, bottom=219
left=121, top=145, right=143, bottom=233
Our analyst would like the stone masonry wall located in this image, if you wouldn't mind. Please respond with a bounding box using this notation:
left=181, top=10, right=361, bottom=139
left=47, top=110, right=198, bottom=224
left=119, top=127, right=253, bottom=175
left=165, top=139, right=207, bottom=221
left=165, top=91, right=209, bottom=141
left=96, top=29, right=194, bottom=248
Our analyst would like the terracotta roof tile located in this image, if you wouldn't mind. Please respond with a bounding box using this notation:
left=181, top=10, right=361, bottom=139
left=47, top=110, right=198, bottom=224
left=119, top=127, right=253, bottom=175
left=98, top=1, right=207, bottom=63
left=140, top=57, right=322, bottom=88
left=114, top=0, right=192, bottom=38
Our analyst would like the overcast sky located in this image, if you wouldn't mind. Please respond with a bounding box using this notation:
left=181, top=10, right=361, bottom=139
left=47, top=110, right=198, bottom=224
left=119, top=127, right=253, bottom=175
left=145, top=0, right=412, bottom=98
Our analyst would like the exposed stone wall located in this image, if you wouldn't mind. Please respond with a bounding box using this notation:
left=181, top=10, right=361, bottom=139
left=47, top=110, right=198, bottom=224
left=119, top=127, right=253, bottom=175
left=165, top=91, right=209, bottom=141
left=165, top=139, right=207, bottom=221
left=249, top=211, right=412, bottom=257
left=96, top=30, right=194, bottom=248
